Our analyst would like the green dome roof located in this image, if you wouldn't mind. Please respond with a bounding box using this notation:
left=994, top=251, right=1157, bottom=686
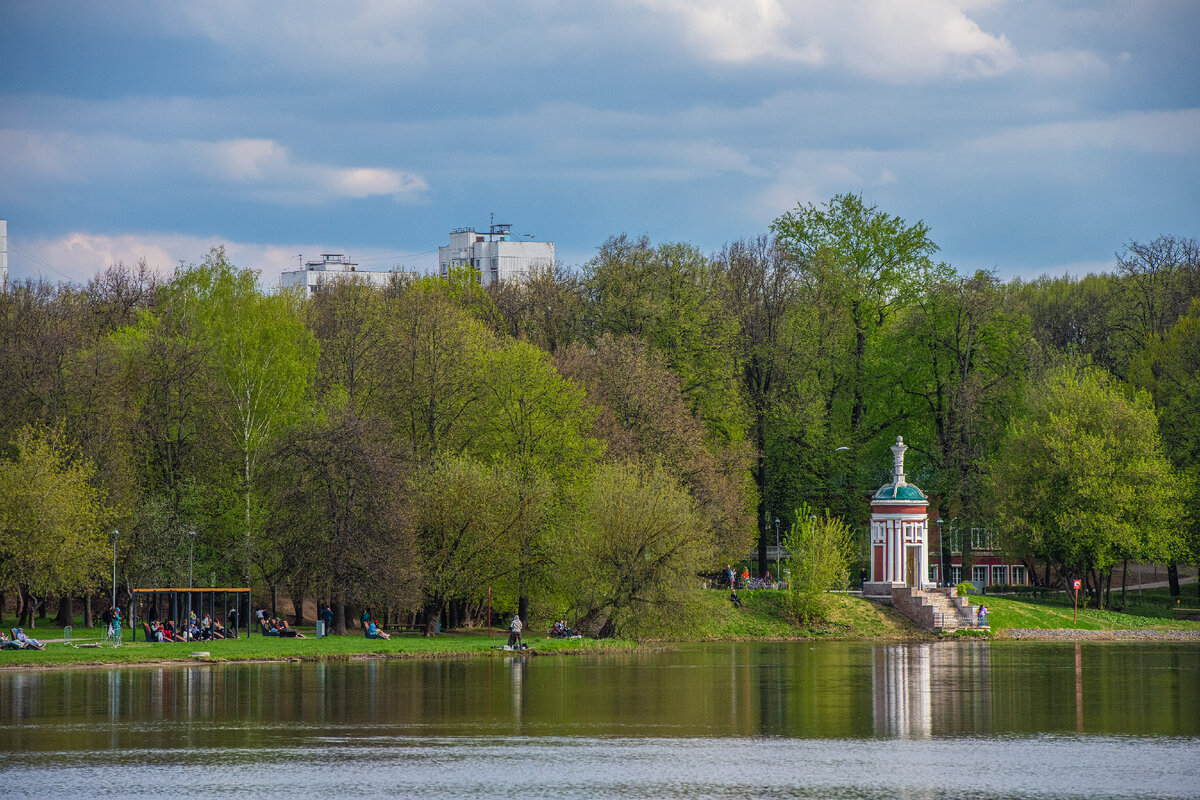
left=873, top=483, right=927, bottom=501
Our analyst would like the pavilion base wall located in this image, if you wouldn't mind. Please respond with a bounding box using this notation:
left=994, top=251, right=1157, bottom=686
left=891, top=587, right=937, bottom=630
left=862, top=581, right=897, bottom=602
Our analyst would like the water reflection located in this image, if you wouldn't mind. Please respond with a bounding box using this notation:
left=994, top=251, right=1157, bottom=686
left=1, top=641, right=1197, bottom=751
left=870, top=642, right=996, bottom=738
left=873, top=644, right=933, bottom=737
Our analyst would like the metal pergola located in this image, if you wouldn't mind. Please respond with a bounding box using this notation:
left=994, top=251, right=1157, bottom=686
left=130, top=587, right=252, bottom=642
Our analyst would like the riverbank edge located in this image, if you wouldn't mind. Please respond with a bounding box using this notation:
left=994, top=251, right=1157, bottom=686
left=0, top=631, right=929, bottom=672
left=997, top=628, right=1200, bottom=641
left=8, top=627, right=1200, bottom=672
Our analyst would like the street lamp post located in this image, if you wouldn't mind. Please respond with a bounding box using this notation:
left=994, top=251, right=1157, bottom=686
left=111, top=530, right=119, bottom=612
left=809, top=514, right=817, bottom=580
left=935, top=519, right=944, bottom=587
left=773, top=518, right=780, bottom=586
left=188, top=530, right=197, bottom=625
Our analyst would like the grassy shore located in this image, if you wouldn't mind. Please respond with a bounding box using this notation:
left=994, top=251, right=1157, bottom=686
left=0, top=625, right=636, bottom=669
left=4, top=588, right=1198, bottom=669
left=975, top=588, right=1200, bottom=633
left=686, top=588, right=931, bottom=641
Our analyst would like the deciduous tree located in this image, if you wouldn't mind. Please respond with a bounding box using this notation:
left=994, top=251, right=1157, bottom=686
left=785, top=505, right=856, bottom=625
left=0, top=424, right=113, bottom=627
left=560, top=460, right=708, bottom=639
left=987, top=365, right=1183, bottom=606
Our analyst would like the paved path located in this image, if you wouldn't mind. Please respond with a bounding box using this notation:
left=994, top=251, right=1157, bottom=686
left=1003, top=628, right=1200, bottom=641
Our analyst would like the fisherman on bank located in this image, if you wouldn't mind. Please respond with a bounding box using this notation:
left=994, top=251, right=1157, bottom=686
left=508, top=613, right=523, bottom=648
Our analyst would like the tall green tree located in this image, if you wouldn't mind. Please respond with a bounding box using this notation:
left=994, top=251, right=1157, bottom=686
left=714, top=235, right=803, bottom=573
left=380, top=286, right=494, bottom=460
left=307, top=277, right=389, bottom=414
left=584, top=235, right=746, bottom=445
left=264, top=406, right=419, bottom=632
left=987, top=365, right=1183, bottom=606
left=1131, top=299, right=1200, bottom=597
left=559, top=459, right=708, bottom=639
left=407, top=456, right=544, bottom=635
left=767, top=195, right=939, bottom=569
left=894, top=269, right=1033, bottom=579
left=555, top=334, right=754, bottom=563
left=177, top=249, right=318, bottom=582
left=469, top=338, right=601, bottom=622
left=1110, top=235, right=1200, bottom=378
left=0, top=424, right=113, bottom=627
left=772, top=193, right=939, bottom=448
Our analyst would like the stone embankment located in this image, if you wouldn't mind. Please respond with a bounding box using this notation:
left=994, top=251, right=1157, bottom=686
left=1002, top=629, right=1200, bottom=641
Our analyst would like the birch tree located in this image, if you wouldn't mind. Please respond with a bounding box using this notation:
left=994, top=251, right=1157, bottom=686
left=178, top=248, right=317, bottom=581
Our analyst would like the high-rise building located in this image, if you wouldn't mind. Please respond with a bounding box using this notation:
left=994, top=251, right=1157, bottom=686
left=280, top=254, right=415, bottom=298
left=438, top=222, right=554, bottom=286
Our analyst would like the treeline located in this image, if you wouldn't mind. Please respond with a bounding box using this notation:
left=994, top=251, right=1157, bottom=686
left=1, top=195, right=1197, bottom=631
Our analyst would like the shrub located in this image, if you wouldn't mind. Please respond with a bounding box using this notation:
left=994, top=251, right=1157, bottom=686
left=785, top=505, right=855, bottom=625
left=956, top=581, right=975, bottom=597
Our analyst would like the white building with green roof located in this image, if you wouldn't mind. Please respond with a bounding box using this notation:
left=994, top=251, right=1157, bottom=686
left=863, top=436, right=931, bottom=600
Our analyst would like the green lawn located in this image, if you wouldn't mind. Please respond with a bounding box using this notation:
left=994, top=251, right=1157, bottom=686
left=6, top=587, right=1197, bottom=668
left=971, top=590, right=1200, bottom=632
left=686, top=589, right=929, bottom=641
left=0, top=624, right=634, bottom=669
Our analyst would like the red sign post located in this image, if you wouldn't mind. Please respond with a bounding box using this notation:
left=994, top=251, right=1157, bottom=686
left=1072, top=579, right=1082, bottom=622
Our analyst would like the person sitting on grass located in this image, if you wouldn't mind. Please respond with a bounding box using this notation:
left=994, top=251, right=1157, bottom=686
left=269, top=618, right=305, bottom=638
left=260, top=617, right=280, bottom=636
left=366, top=619, right=390, bottom=640
left=728, top=590, right=743, bottom=608
left=14, top=628, right=45, bottom=650
left=1, top=632, right=26, bottom=649
left=202, top=614, right=226, bottom=640
left=549, top=620, right=578, bottom=639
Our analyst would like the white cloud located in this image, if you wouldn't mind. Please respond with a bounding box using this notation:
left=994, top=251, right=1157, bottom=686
left=156, top=0, right=1023, bottom=82
left=630, top=0, right=823, bottom=65
left=11, top=231, right=437, bottom=286
left=166, top=0, right=436, bottom=72
left=0, top=131, right=427, bottom=203
left=631, top=0, right=1017, bottom=79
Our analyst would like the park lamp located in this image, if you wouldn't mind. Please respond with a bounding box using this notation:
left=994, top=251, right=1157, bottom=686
left=936, top=519, right=944, bottom=587
left=188, top=530, right=197, bottom=623
left=774, top=518, right=781, bottom=582
left=111, top=530, right=119, bottom=611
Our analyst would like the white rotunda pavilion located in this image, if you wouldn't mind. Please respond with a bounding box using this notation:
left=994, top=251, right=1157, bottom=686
left=863, top=436, right=931, bottom=600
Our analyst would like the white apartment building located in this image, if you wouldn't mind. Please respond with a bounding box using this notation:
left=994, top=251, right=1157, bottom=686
left=281, top=254, right=415, bottom=298
left=438, top=223, right=554, bottom=287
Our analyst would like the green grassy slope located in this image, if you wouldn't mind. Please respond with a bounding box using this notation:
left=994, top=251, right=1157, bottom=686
left=977, top=592, right=1200, bottom=632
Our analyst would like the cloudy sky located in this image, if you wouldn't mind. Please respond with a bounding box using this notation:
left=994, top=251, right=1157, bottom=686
left=2, top=1, right=1198, bottom=285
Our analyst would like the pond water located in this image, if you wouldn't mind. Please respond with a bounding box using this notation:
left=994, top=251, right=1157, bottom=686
left=1, top=641, right=1197, bottom=798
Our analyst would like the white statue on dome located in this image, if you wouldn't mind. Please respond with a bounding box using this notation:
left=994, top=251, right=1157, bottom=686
left=890, top=435, right=907, bottom=485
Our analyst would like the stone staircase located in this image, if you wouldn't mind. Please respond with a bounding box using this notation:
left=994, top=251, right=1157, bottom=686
left=891, top=586, right=981, bottom=632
